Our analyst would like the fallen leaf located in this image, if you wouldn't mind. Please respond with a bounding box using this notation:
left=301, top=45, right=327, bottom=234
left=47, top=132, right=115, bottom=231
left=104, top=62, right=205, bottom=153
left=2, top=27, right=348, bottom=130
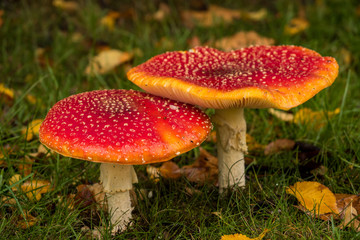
left=242, top=8, right=268, bottom=21
left=21, top=179, right=52, bottom=201
left=146, top=165, right=161, bottom=182
left=2, top=196, right=17, bottom=205
left=336, top=194, right=360, bottom=231
left=213, top=31, right=274, bottom=51
left=100, top=11, right=121, bottom=31
left=268, top=108, right=294, bottom=122
left=340, top=201, right=360, bottom=231
left=84, top=49, right=133, bottom=75
left=293, top=108, right=340, bottom=129
left=9, top=174, right=22, bottom=191
left=53, top=0, right=79, bottom=11
left=181, top=148, right=218, bottom=184
left=159, top=161, right=182, bottom=179
left=286, top=181, right=339, bottom=215
left=246, top=134, right=265, bottom=153
left=284, top=18, right=309, bottom=35
left=17, top=210, right=39, bottom=229
left=221, top=228, right=269, bottom=240
left=181, top=4, right=241, bottom=28
left=21, top=119, right=43, bottom=141
left=17, top=156, right=34, bottom=177
left=147, top=3, right=171, bottom=21
left=0, top=83, right=14, bottom=105
left=28, top=144, right=53, bottom=158
left=264, top=139, right=295, bottom=155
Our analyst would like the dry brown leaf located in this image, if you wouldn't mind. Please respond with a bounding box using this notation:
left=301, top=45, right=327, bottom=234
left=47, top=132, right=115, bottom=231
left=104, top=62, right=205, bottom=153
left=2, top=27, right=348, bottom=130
left=284, top=18, right=309, bottom=35
left=181, top=4, right=241, bottom=28
left=181, top=148, right=218, bottom=184
left=213, top=31, right=274, bottom=51
left=21, top=179, right=52, bottom=201
left=264, top=139, right=295, bottom=155
left=84, top=49, right=133, bottom=75
left=221, top=228, right=269, bottom=240
left=53, top=0, right=79, bottom=11
left=159, top=161, right=182, bottom=179
left=336, top=194, right=360, bottom=231
left=21, top=119, right=43, bottom=141
left=17, top=210, right=39, bottom=229
left=286, top=181, right=339, bottom=215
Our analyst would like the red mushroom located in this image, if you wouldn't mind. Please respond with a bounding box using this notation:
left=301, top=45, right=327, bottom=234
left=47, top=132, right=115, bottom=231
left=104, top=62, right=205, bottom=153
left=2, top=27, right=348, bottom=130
left=127, top=46, right=339, bottom=191
left=39, top=89, right=212, bottom=232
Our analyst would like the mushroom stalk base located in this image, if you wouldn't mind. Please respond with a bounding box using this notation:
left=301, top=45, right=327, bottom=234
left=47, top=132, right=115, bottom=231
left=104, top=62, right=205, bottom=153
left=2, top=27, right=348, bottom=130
left=213, top=108, right=247, bottom=192
left=99, top=163, right=138, bottom=233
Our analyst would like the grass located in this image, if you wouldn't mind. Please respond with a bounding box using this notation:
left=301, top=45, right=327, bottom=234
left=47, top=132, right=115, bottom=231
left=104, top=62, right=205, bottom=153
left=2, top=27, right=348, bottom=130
left=1, top=0, right=360, bottom=239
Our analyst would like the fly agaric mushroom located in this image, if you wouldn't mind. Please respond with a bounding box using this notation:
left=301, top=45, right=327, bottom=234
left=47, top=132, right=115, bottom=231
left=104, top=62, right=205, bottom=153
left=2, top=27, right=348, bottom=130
left=39, top=89, right=211, bottom=232
left=127, top=46, right=339, bottom=191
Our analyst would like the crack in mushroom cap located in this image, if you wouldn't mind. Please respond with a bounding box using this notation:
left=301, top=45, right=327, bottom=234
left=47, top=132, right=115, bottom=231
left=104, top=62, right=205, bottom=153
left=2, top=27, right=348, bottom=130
left=39, top=89, right=212, bottom=164
left=127, top=46, right=339, bottom=110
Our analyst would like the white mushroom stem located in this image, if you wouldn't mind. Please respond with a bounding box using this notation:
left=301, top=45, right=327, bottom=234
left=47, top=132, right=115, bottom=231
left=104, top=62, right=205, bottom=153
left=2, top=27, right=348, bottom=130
left=99, top=163, right=138, bottom=233
left=213, top=108, right=247, bottom=192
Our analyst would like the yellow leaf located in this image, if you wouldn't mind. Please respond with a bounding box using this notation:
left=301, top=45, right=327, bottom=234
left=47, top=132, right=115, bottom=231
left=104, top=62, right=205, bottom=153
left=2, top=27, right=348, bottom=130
left=9, top=174, right=22, bottom=191
left=293, top=108, right=340, bottom=129
left=286, top=181, right=339, bottom=214
left=100, top=11, right=121, bottom=31
left=0, top=83, right=14, bottom=104
left=284, top=18, right=309, bottom=35
left=21, top=119, right=43, bottom=141
left=21, top=179, right=52, bottom=201
left=84, top=49, right=133, bottom=75
left=221, top=229, right=269, bottom=240
left=53, top=0, right=79, bottom=11
left=242, top=8, right=267, bottom=21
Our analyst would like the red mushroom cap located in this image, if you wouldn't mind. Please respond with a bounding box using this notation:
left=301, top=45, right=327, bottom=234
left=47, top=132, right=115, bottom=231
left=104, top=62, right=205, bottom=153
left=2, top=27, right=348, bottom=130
left=39, top=89, right=212, bottom=164
left=127, top=46, right=339, bottom=110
